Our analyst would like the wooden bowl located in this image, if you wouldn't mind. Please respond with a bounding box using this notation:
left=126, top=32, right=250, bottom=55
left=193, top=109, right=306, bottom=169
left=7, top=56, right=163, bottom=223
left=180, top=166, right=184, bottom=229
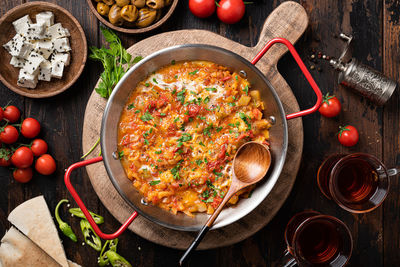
left=0, top=2, right=87, bottom=98
left=86, top=0, right=179, bottom=34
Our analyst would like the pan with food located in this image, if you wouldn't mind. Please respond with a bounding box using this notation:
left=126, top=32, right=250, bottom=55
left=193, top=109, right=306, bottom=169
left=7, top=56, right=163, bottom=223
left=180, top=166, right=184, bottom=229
left=64, top=38, right=322, bottom=239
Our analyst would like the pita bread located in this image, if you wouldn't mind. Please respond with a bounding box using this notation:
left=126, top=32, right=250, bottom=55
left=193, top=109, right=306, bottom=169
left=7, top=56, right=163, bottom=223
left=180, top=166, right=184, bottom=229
left=7, top=195, right=69, bottom=267
left=0, top=226, right=60, bottom=267
left=68, top=260, right=83, bottom=267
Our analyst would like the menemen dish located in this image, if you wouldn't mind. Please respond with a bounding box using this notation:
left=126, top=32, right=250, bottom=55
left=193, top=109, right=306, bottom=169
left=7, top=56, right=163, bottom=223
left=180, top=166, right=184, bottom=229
left=118, top=60, right=271, bottom=217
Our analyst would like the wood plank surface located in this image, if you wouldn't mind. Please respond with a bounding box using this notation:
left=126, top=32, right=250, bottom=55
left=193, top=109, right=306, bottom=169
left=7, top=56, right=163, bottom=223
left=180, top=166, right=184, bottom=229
left=0, top=0, right=399, bottom=266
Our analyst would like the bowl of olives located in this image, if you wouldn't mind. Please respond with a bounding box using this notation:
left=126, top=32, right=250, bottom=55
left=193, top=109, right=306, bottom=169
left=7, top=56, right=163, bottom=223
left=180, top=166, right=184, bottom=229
left=87, top=0, right=178, bottom=33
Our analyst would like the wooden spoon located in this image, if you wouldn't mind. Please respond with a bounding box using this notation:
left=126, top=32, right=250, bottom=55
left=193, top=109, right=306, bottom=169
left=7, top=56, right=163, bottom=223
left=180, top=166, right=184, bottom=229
left=179, top=141, right=272, bottom=266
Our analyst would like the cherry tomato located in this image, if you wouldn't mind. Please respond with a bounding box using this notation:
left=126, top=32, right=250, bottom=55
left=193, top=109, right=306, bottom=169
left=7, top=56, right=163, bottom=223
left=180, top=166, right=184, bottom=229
left=189, top=0, right=216, bottom=18
left=0, top=148, right=12, bottom=167
left=21, top=118, right=41, bottom=139
left=13, top=167, right=33, bottom=183
left=31, top=139, right=48, bottom=156
left=3, top=106, right=20, bottom=123
left=35, top=154, right=56, bottom=175
left=318, top=93, right=341, bottom=118
left=11, top=147, right=34, bottom=168
left=338, top=125, right=359, bottom=147
left=0, top=125, right=19, bottom=144
left=217, top=0, right=245, bottom=24
left=0, top=107, right=3, bottom=121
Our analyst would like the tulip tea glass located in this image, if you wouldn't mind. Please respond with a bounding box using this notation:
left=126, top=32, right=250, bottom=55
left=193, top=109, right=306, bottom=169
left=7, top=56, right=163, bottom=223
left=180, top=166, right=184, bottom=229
left=281, top=211, right=353, bottom=267
left=317, top=153, right=399, bottom=213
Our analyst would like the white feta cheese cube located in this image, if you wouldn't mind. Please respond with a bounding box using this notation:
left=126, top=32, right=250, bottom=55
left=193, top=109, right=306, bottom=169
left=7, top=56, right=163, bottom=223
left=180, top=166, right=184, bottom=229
left=3, top=34, right=21, bottom=54
left=35, top=40, right=53, bottom=59
left=35, top=12, right=54, bottom=27
left=10, top=56, right=26, bottom=68
left=51, top=61, right=64, bottom=79
left=23, top=51, right=44, bottom=74
left=46, top=23, right=70, bottom=40
left=24, top=22, right=46, bottom=41
left=17, top=69, right=38, bottom=89
left=53, top=38, right=71, bottom=53
left=50, top=52, right=70, bottom=66
left=38, top=60, right=52, bottom=81
left=12, top=15, right=32, bottom=34
left=10, top=40, right=33, bottom=59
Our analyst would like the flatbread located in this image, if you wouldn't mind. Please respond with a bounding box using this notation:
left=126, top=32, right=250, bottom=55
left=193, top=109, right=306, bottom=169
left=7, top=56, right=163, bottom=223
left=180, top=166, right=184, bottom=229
left=0, top=226, right=60, bottom=267
left=7, top=195, right=69, bottom=267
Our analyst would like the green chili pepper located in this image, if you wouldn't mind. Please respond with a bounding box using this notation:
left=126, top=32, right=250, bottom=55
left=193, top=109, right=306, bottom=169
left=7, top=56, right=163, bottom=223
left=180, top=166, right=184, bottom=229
left=69, top=208, right=105, bottom=224
left=105, top=250, right=132, bottom=267
left=55, top=199, right=77, bottom=242
left=98, top=238, right=119, bottom=266
left=80, top=219, right=102, bottom=251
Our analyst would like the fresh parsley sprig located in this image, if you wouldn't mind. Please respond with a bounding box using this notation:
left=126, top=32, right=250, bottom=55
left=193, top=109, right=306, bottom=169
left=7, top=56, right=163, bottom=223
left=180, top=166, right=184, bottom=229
left=89, top=27, right=142, bottom=99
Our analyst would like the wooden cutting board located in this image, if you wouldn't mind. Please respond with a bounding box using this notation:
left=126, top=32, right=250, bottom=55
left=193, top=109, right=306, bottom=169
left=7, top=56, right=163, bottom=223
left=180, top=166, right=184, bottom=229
left=81, top=1, right=307, bottom=250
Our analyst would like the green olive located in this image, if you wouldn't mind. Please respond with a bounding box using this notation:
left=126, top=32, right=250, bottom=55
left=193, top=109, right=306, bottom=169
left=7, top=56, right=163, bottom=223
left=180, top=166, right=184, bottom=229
left=131, top=0, right=145, bottom=8
left=108, top=4, right=124, bottom=26
left=121, top=5, right=138, bottom=22
left=146, top=0, right=164, bottom=9
left=116, top=0, right=130, bottom=7
left=103, top=0, right=115, bottom=5
left=97, top=2, right=110, bottom=16
left=135, top=8, right=157, bottom=28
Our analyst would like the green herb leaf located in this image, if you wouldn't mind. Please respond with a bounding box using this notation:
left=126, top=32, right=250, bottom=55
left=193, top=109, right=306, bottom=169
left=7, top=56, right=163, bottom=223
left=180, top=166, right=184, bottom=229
left=149, top=180, right=161, bottom=186
left=140, top=111, right=154, bottom=122
left=205, top=87, right=217, bottom=92
left=189, top=70, right=199, bottom=75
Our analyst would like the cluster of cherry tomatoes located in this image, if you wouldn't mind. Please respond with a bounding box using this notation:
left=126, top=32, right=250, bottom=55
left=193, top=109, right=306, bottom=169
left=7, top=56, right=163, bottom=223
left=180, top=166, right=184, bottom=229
left=0, top=105, right=56, bottom=183
left=189, top=0, right=247, bottom=24
left=318, top=94, right=359, bottom=147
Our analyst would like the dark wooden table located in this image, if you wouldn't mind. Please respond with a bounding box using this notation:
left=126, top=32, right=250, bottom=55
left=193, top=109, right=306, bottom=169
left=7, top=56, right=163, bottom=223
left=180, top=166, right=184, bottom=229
left=1, top=0, right=399, bottom=266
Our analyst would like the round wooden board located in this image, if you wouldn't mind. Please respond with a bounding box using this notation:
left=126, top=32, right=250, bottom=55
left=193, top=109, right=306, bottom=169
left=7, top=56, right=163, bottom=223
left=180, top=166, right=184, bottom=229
left=82, top=1, right=307, bottom=250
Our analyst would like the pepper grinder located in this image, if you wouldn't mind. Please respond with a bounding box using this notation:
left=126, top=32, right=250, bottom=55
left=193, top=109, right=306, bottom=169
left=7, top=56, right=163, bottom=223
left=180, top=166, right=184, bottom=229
left=330, top=33, right=397, bottom=105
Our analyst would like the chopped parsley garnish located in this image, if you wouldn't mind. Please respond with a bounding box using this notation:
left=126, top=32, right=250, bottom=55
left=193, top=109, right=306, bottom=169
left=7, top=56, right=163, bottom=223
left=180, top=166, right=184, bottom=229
left=197, top=115, right=206, bottom=120
left=178, top=133, right=192, bottom=142
left=160, top=112, right=166, bottom=116
left=243, top=85, right=249, bottom=95
left=176, top=89, right=186, bottom=104
left=140, top=111, right=154, bottom=122
left=127, top=103, right=135, bottom=110
left=196, top=159, right=203, bottom=165
left=239, top=112, right=251, bottom=130
left=216, top=126, right=223, bottom=132
left=189, top=70, right=199, bottom=75
left=135, top=110, right=140, bottom=114
left=174, top=75, right=178, bottom=79
left=228, top=102, right=236, bottom=107
left=155, top=150, right=162, bottom=154
left=118, top=151, right=124, bottom=159
left=145, top=82, right=150, bottom=87
left=171, top=161, right=183, bottom=180
left=235, top=75, right=238, bottom=80
left=152, top=78, right=158, bottom=84
left=205, top=87, right=217, bottom=92
left=172, top=88, right=177, bottom=95
left=171, top=59, right=176, bottom=65
left=213, top=170, right=223, bottom=177
left=149, top=180, right=161, bottom=186
left=199, top=141, right=206, bottom=147
left=174, top=117, right=180, bottom=123
left=203, top=124, right=213, bottom=137
left=144, top=139, right=149, bottom=145
left=203, top=96, right=210, bottom=104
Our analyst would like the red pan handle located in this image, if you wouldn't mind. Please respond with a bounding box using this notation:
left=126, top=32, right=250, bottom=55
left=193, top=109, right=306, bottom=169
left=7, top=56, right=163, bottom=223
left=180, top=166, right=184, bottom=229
left=251, top=37, right=322, bottom=120
left=64, top=156, right=138, bottom=240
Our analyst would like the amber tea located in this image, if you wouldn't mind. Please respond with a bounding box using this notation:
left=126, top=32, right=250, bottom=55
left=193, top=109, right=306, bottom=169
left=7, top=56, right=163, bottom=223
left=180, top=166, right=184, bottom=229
left=317, top=153, right=391, bottom=213
left=282, top=213, right=353, bottom=267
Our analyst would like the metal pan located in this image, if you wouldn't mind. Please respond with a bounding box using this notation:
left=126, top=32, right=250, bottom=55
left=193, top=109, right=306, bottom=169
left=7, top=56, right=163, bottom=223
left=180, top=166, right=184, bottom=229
left=64, top=38, right=322, bottom=239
